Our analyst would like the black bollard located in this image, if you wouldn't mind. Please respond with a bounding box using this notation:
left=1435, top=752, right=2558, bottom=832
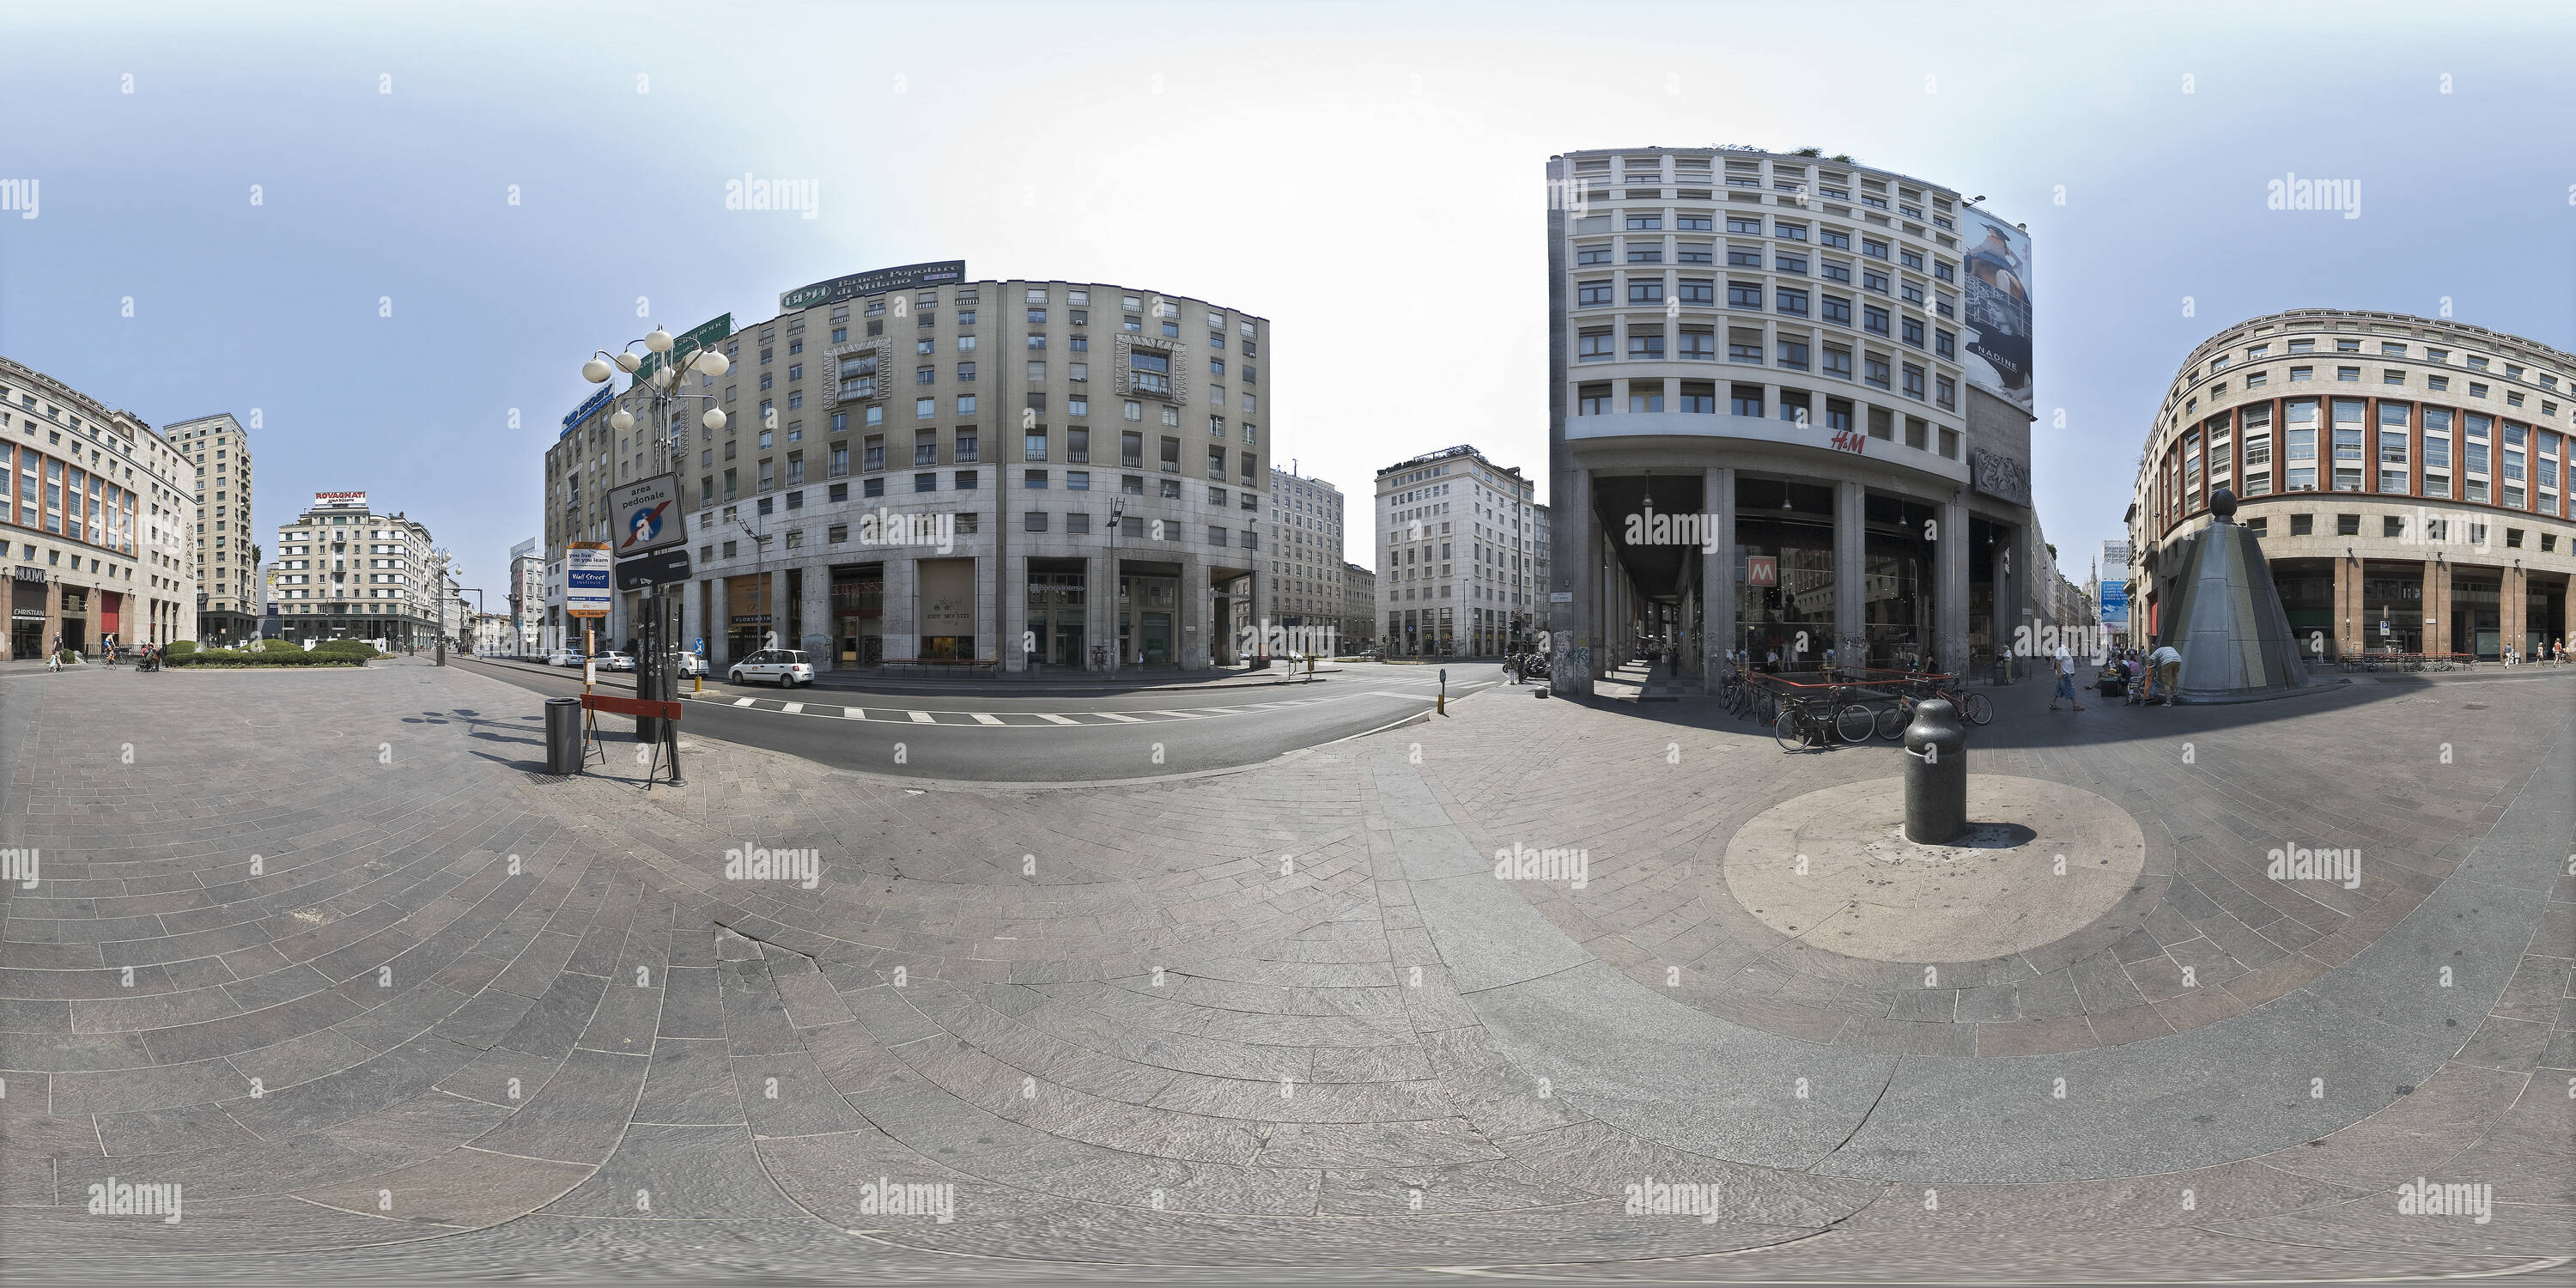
left=1903, top=697, right=1968, bottom=844
left=544, top=696, right=583, bottom=775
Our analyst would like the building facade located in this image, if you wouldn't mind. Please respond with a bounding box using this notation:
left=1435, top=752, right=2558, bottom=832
left=1546, top=146, right=2040, bottom=694
left=1376, top=444, right=1547, bottom=658
left=548, top=267, right=1273, bottom=672
left=167, top=413, right=257, bottom=646
left=1266, top=465, right=1348, bottom=652
left=267, top=493, right=443, bottom=648
left=507, top=536, right=543, bottom=655
left=1341, top=562, right=1376, bottom=648
left=2129, top=309, right=2574, bottom=661
left=0, top=355, right=197, bottom=656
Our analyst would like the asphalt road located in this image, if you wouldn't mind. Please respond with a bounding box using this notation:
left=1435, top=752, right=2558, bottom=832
left=453, top=658, right=1506, bottom=782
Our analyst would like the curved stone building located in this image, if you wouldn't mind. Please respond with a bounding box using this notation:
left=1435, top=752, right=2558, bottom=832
left=1545, top=147, right=2040, bottom=695
left=2129, top=309, right=2575, bottom=660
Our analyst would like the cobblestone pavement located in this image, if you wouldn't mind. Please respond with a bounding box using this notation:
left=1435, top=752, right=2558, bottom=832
left=1, top=659, right=2568, bottom=1283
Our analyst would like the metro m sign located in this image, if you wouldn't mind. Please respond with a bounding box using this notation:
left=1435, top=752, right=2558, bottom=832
left=1747, top=556, right=1778, bottom=587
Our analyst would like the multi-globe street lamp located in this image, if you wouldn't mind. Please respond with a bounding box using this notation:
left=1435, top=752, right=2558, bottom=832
left=580, top=325, right=730, bottom=748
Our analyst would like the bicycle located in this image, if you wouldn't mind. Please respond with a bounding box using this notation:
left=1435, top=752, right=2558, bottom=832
left=1895, top=677, right=1993, bottom=727
left=1773, top=686, right=1876, bottom=750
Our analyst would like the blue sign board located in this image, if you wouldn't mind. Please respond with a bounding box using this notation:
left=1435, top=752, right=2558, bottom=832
left=2099, top=581, right=2130, bottom=628
left=561, top=386, right=614, bottom=435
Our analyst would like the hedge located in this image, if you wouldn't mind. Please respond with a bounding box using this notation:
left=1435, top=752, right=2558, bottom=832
left=166, top=640, right=198, bottom=657
left=169, top=648, right=366, bottom=668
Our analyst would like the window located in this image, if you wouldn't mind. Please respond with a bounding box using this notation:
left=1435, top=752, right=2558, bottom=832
left=1820, top=261, right=1851, bottom=284
left=1577, top=280, right=1612, bottom=307
left=1577, top=244, right=1612, bottom=265
left=1777, top=338, right=1810, bottom=371
left=1676, top=214, right=1711, bottom=231
left=1630, top=382, right=1663, bottom=413
left=2289, top=513, right=2313, bottom=535
left=1729, top=384, right=1763, bottom=417
left=1726, top=216, right=1761, bottom=234
left=1901, top=364, right=1926, bottom=400
left=1821, top=295, right=1852, bottom=325
left=1626, top=245, right=1662, bottom=264
left=1578, top=329, right=1614, bottom=361
left=1677, top=278, right=1714, bottom=306
left=1865, top=355, right=1891, bottom=390
left=1024, top=511, right=1048, bottom=532
left=1727, top=282, right=1762, bottom=309
left=1774, top=222, right=1807, bottom=241
left=1900, top=317, right=1924, bottom=348
left=1728, top=331, right=1762, bottom=364
left=1820, top=228, right=1850, bottom=250
left=1823, top=347, right=1853, bottom=380
left=1629, top=329, right=1665, bottom=360
left=1935, top=375, right=1956, bottom=410
left=1776, top=253, right=1807, bottom=275
left=1862, top=305, right=1889, bottom=336
left=1777, top=288, right=1809, bottom=316
left=1679, top=381, right=1715, bottom=414
left=1862, top=239, right=1889, bottom=260
left=1862, top=270, right=1889, bottom=295
left=1577, top=383, right=1611, bottom=415
left=1728, top=246, right=1763, bottom=269
left=1625, top=214, right=1662, bottom=231
left=1628, top=279, right=1664, bottom=305
left=1678, top=326, right=1715, bottom=361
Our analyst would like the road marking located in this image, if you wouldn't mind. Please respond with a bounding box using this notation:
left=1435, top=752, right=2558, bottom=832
left=971, top=713, right=1005, bottom=726
left=1143, top=710, right=1203, bottom=720
left=783, top=702, right=805, bottom=714
left=1036, top=713, right=1080, bottom=725
left=1094, top=712, right=1146, bottom=723
left=841, top=707, right=866, bottom=719
left=733, top=697, right=758, bottom=707
left=909, top=710, right=937, bottom=724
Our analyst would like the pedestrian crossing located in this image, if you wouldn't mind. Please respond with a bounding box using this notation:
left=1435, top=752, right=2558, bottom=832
left=676, top=690, right=1366, bottom=726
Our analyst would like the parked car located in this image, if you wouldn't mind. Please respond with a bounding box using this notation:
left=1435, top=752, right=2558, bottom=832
left=597, top=651, right=636, bottom=672
left=545, top=649, right=583, bottom=668
left=672, top=652, right=709, bottom=678
left=728, top=648, right=815, bottom=688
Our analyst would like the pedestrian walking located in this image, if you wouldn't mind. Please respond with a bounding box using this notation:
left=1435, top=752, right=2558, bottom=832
left=2048, top=641, right=2086, bottom=711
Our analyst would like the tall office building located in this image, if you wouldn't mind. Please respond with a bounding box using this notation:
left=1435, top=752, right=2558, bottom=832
left=507, top=536, right=543, bottom=654
left=1375, top=444, right=1546, bottom=657
left=1340, top=562, right=1376, bottom=648
left=268, top=492, right=442, bottom=647
left=167, top=413, right=256, bottom=646
left=0, top=355, right=197, bottom=655
left=1545, top=145, right=2040, bottom=694
left=1266, top=465, right=1347, bottom=650
left=548, top=263, right=1273, bottom=671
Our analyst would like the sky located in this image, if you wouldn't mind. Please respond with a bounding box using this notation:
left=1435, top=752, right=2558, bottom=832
left=3, top=0, right=2571, bottom=601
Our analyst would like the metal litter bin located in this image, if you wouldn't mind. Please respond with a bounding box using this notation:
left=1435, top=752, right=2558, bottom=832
left=544, top=696, right=582, bottom=775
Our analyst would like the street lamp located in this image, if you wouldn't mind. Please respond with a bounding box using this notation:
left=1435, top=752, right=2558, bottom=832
left=580, top=325, right=729, bottom=762
left=1106, top=501, right=1123, bottom=674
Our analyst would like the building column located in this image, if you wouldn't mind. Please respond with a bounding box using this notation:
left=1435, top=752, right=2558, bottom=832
left=1180, top=556, right=1210, bottom=671
left=2424, top=560, right=2451, bottom=657
left=1834, top=479, right=1867, bottom=669
left=884, top=558, right=920, bottom=661
left=1937, top=494, right=1971, bottom=676
left=801, top=567, right=829, bottom=668
left=2332, top=556, right=2359, bottom=661
left=1700, top=465, right=1737, bottom=692
left=1559, top=465, right=1596, bottom=696
left=2501, top=562, right=2526, bottom=658
left=1001, top=553, right=1030, bottom=674
left=1087, top=550, right=1113, bottom=671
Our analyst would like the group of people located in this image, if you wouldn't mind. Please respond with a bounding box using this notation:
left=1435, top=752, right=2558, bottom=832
left=2082, top=643, right=2184, bottom=709
left=2499, top=639, right=2570, bottom=666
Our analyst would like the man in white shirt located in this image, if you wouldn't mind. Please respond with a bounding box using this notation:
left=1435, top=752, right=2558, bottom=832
left=2048, top=641, right=2085, bottom=712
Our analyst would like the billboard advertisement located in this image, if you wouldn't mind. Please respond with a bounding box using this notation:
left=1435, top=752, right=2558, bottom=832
left=313, top=491, right=368, bottom=508
left=781, top=260, right=966, bottom=313
left=1959, top=206, right=2033, bottom=415
left=564, top=543, right=612, bottom=618
left=2098, top=580, right=2129, bottom=629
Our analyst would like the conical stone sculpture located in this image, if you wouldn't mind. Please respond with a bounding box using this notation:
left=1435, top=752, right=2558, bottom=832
left=2156, top=486, right=2322, bottom=702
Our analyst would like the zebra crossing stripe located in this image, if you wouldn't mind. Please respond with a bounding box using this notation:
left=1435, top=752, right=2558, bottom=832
left=1143, top=710, right=1202, bottom=720
left=733, top=697, right=758, bottom=707
left=1036, top=713, right=1080, bottom=725
left=909, top=711, right=937, bottom=724
left=1094, top=712, right=1147, bottom=723
left=971, top=713, right=1005, bottom=726
left=782, top=702, right=805, bottom=714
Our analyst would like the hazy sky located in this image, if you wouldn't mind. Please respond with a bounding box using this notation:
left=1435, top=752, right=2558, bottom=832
left=3, top=0, right=2569, bottom=599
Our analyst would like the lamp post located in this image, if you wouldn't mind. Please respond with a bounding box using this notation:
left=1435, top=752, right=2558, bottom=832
left=1106, top=500, right=1123, bottom=675
left=580, top=325, right=730, bottom=761
left=733, top=517, right=773, bottom=662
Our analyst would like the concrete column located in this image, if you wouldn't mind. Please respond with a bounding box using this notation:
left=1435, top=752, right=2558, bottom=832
left=800, top=568, right=829, bottom=668
left=884, top=558, right=920, bottom=661
left=1181, top=556, right=1210, bottom=671
left=1560, top=466, right=1596, bottom=696
left=1936, top=494, right=1971, bottom=675
left=1002, top=553, right=1030, bottom=674
left=1087, top=551, right=1112, bottom=671
left=2331, top=557, right=2358, bottom=660
left=1702, top=465, right=1736, bottom=692
left=2423, top=560, right=2450, bottom=658
left=1834, top=479, right=1867, bottom=668
left=2502, top=563, right=2526, bottom=658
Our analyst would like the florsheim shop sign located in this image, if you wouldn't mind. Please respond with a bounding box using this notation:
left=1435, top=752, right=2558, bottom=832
left=630, top=313, right=732, bottom=387
left=780, top=260, right=965, bottom=313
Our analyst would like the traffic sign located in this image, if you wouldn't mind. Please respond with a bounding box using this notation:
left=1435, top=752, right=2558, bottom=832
left=565, top=543, right=612, bottom=617
left=609, top=473, right=683, bottom=558
left=615, top=545, right=691, bottom=589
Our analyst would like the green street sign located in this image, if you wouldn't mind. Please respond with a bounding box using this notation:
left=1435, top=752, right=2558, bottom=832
left=633, top=313, right=733, bottom=386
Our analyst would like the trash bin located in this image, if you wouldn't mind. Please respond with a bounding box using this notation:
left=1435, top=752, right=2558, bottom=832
left=544, top=696, right=582, bottom=775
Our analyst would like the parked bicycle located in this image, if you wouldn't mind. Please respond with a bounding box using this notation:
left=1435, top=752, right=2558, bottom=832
left=1889, top=675, right=1991, bottom=732
left=1773, top=684, right=1878, bottom=751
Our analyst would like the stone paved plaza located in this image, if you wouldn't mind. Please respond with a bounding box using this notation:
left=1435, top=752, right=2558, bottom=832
left=1, top=659, right=2570, bottom=1283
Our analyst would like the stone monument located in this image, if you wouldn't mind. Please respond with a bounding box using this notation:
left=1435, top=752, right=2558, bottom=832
left=2155, top=485, right=2324, bottom=702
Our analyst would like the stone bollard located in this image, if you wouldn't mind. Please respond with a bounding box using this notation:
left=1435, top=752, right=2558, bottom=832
left=1903, top=697, right=1968, bottom=844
